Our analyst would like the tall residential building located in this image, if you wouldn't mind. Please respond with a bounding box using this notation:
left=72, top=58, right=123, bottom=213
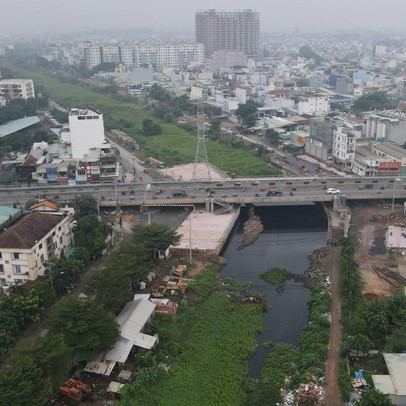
left=84, top=45, right=102, bottom=69
left=195, top=9, right=260, bottom=58
left=101, top=45, right=120, bottom=64
left=134, top=44, right=204, bottom=68
left=84, top=43, right=203, bottom=70
left=119, top=45, right=135, bottom=66
left=69, top=108, right=105, bottom=159
left=0, top=79, right=35, bottom=99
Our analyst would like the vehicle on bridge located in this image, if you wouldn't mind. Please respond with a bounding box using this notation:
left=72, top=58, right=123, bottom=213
left=172, top=190, right=187, bottom=198
left=326, top=188, right=341, bottom=195
left=267, top=190, right=283, bottom=196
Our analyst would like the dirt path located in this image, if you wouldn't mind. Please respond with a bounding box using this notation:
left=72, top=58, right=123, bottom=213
left=325, top=246, right=344, bottom=406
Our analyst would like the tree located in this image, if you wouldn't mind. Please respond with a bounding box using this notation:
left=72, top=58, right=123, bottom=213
left=353, top=91, right=395, bottom=113
left=355, top=389, right=395, bottom=406
left=299, top=46, right=322, bottom=63
left=91, top=62, right=117, bottom=74
left=0, top=356, right=52, bottom=406
left=74, top=214, right=108, bottom=258
left=132, top=223, right=180, bottom=255
left=348, top=333, right=373, bottom=355
left=385, top=321, right=406, bottom=353
left=72, top=193, right=98, bottom=218
left=29, top=281, right=57, bottom=309
left=84, top=266, right=133, bottom=313
left=44, top=257, right=85, bottom=295
left=265, top=129, right=280, bottom=145
left=50, top=298, right=119, bottom=361
left=235, top=101, right=260, bottom=128
left=12, top=333, right=72, bottom=389
left=142, top=119, right=162, bottom=136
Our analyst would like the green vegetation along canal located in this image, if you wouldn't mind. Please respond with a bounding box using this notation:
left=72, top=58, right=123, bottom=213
left=221, top=204, right=328, bottom=376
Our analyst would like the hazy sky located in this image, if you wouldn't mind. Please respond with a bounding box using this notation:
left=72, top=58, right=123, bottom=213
left=2, top=0, right=406, bottom=36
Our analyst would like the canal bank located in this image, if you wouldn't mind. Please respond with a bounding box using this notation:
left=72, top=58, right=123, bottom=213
left=221, top=203, right=328, bottom=376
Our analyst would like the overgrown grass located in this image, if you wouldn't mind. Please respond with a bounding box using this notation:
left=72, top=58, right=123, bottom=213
left=11, top=68, right=277, bottom=176
left=120, top=266, right=263, bottom=406
left=259, top=267, right=293, bottom=287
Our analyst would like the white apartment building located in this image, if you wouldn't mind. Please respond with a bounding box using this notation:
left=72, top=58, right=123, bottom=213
left=134, top=44, right=204, bottom=68
left=119, top=45, right=135, bottom=66
left=69, top=108, right=105, bottom=159
left=297, top=96, right=329, bottom=116
left=333, top=126, right=357, bottom=170
left=84, top=43, right=204, bottom=70
left=0, top=79, right=35, bottom=99
left=0, top=211, right=74, bottom=285
left=101, top=45, right=120, bottom=64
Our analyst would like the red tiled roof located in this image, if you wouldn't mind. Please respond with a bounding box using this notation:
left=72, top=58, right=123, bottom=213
left=0, top=212, right=65, bottom=249
left=267, top=89, right=290, bottom=95
left=29, top=201, right=59, bottom=211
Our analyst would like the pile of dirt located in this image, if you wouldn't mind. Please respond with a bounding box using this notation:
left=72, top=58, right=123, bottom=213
left=238, top=206, right=264, bottom=250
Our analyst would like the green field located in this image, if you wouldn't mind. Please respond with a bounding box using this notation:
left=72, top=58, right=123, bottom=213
left=12, top=68, right=277, bottom=176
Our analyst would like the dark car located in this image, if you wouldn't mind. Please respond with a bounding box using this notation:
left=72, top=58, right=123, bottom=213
left=172, top=191, right=187, bottom=198
left=267, top=190, right=283, bottom=196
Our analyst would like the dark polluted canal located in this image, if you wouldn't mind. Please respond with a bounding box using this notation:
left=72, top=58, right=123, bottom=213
left=221, top=203, right=328, bottom=377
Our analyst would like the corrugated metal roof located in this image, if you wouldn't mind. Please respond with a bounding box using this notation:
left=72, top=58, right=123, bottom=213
left=384, top=353, right=406, bottom=395
left=84, top=359, right=116, bottom=376
left=0, top=116, right=40, bottom=137
left=133, top=333, right=158, bottom=350
left=117, top=299, right=156, bottom=341
left=104, top=337, right=133, bottom=363
left=372, top=375, right=396, bottom=394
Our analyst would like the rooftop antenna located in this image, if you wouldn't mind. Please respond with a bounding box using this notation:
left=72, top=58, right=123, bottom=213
left=193, top=103, right=211, bottom=180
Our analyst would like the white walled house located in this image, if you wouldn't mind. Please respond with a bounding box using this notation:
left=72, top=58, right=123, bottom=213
left=0, top=211, right=74, bottom=285
left=333, top=126, right=356, bottom=170
left=297, top=96, right=329, bottom=116
left=69, top=108, right=106, bottom=159
left=0, top=79, right=35, bottom=99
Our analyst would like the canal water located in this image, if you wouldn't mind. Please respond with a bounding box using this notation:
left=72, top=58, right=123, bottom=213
left=221, top=204, right=328, bottom=377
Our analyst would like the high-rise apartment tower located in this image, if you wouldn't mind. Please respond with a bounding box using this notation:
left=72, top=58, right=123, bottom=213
left=195, top=9, right=260, bottom=58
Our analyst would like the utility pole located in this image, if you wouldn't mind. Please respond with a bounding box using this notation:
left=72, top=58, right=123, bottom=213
left=189, top=212, right=192, bottom=264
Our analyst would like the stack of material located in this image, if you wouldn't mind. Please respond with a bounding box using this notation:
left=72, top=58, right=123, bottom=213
left=297, top=381, right=325, bottom=405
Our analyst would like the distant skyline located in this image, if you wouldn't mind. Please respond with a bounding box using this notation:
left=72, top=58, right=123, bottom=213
left=2, top=0, right=406, bottom=36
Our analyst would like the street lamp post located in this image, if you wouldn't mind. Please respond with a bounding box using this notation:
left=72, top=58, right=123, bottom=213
left=391, top=178, right=402, bottom=215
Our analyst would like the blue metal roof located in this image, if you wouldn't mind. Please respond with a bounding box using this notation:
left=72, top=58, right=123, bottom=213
left=0, top=116, right=40, bottom=137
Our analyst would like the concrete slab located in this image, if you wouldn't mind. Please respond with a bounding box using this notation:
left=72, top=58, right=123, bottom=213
left=172, top=209, right=239, bottom=254
left=387, top=225, right=406, bottom=249
left=158, top=163, right=228, bottom=181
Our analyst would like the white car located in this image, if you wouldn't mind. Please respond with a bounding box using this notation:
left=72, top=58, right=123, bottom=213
left=326, top=188, right=341, bottom=195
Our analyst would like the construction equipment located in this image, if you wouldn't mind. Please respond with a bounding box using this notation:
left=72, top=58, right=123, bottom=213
left=58, top=379, right=92, bottom=402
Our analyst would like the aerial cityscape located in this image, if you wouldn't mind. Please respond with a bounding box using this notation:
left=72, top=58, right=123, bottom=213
left=1, top=1, right=406, bottom=405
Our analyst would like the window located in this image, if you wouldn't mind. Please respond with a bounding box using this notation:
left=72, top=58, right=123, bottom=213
left=13, top=253, right=20, bottom=259
left=58, top=226, right=61, bottom=231
left=0, top=252, right=2, bottom=258
left=0, top=264, right=3, bottom=273
left=39, top=243, right=43, bottom=249
left=60, top=236, right=63, bottom=243
left=13, top=265, right=22, bottom=274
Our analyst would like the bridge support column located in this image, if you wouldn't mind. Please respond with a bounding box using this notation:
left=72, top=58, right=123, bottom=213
left=210, top=199, right=214, bottom=213
left=205, top=198, right=210, bottom=212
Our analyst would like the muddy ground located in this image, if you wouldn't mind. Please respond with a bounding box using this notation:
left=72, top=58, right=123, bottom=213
left=348, top=201, right=406, bottom=298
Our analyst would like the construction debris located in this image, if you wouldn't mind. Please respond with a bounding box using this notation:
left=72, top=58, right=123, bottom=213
left=372, top=266, right=406, bottom=286
left=297, top=380, right=326, bottom=405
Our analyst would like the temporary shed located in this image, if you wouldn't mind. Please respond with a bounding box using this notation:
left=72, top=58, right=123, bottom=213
left=84, top=299, right=157, bottom=376
left=372, top=353, right=406, bottom=406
